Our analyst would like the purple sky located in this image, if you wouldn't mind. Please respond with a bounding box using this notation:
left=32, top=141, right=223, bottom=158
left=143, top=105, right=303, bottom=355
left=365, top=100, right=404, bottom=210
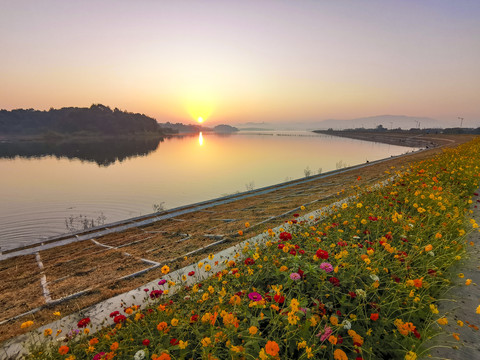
left=1, top=0, right=479, bottom=126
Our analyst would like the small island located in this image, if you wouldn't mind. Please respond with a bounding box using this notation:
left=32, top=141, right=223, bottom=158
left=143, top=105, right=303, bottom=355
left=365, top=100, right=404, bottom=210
left=213, top=124, right=239, bottom=133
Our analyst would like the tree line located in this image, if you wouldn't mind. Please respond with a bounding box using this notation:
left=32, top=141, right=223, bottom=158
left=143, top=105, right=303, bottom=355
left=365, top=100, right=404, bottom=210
left=0, top=104, right=166, bottom=136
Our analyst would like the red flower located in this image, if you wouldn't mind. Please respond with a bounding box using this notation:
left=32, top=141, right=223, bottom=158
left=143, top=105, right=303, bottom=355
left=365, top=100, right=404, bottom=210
left=113, top=315, right=126, bottom=324
left=109, top=311, right=119, bottom=318
left=77, top=317, right=90, bottom=328
left=278, top=243, right=285, bottom=250
left=150, top=289, right=164, bottom=299
left=349, top=291, right=357, bottom=299
left=142, top=339, right=150, bottom=346
left=293, top=213, right=299, bottom=217
left=190, top=314, right=199, bottom=323
left=289, top=249, right=297, bottom=256
left=279, top=232, right=292, bottom=241
left=244, top=258, right=255, bottom=265
left=274, top=294, right=285, bottom=304
left=188, top=271, right=195, bottom=276
left=170, top=338, right=180, bottom=346
left=316, top=249, right=329, bottom=259
left=370, top=313, right=379, bottom=321
left=328, top=277, right=340, bottom=287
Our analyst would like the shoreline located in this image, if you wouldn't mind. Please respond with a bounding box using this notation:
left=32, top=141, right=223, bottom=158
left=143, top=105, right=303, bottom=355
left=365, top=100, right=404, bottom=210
left=0, top=133, right=475, bottom=346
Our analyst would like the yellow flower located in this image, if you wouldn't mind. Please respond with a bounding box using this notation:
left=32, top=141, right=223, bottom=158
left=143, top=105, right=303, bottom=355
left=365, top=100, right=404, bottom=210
left=429, top=304, right=439, bottom=314
left=437, top=317, right=448, bottom=325
left=458, top=273, right=465, bottom=278
left=457, top=320, right=464, bottom=327
left=53, top=311, right=61, bottom=316
left=405, top=351, right=417, bottom=360
left=43, top=328, right=52, bottom=336
left=208, top=253, right=214, bottom=260
left=245, top=222, right=250, bottom=228
left=161, top=265, right=170, bottom=274
left=198, top=262, right=204, bottom=268
left=305, top=346, right=313, bottom=358
left=182, top=275, right=187, bottom=281
left=279, top=266, right=288, bottom=272
left=20, top=321, right=34, bottom=329
left=248, top=326, right=258, bottom=335
left=466, top=279, right=472, bottom=285
left=330, top=316, right=339, bottom=326
left=201, top=337, right=212, bottom=347
left=476, top=305, right=480, bottom=314
left=178, top=340, right=188, bottom=349
left=259, top=349, right=268, bottom=360
left=171, top=318, right=179, bottom=326
left=297, top=341, right=307, bottom=349
left=204, top=264, right=211, bottom=272
left=452, top=333, right=460, bottom=341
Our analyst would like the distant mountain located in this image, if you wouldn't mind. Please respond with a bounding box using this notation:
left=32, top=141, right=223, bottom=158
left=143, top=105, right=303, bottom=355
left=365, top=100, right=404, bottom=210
left=312, top=115, right=443, bottom=130
left=232, top=116, right=444, bottom=131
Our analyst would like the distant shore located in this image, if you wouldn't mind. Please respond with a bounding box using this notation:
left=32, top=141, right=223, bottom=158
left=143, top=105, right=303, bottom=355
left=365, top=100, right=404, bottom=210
left=313, top=130, right=444, bottom=148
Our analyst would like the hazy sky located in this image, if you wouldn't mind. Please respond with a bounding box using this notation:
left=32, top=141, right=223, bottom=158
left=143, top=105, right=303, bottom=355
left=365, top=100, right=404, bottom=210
left=1, top=0, right=479, bottom=125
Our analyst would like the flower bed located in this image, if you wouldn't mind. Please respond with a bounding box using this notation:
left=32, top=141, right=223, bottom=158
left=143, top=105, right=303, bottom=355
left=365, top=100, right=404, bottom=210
left=24, top=138, right=480, bottom=360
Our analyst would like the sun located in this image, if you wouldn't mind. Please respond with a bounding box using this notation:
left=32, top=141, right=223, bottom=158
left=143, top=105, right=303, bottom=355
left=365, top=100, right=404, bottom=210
left=197, top=117, right=204, bottom=123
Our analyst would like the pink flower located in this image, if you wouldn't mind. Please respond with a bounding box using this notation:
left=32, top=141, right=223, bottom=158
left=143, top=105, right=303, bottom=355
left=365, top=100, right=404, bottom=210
left=320, top=262, right=334, bottom=273
left=158, top=279, right=167, bottom=285
left=248, top=292, right=263, bottom=301
left=290, top=272, right=301, bottom=280
left=317, top=325, right=333, bottom=342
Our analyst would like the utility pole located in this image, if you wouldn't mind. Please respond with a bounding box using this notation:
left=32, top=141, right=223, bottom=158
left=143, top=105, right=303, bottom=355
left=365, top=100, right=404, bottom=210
left=458, top=117, right=464, bottom=127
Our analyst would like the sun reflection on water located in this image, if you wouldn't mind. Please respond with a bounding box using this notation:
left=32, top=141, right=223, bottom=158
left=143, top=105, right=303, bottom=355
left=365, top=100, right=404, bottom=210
left=198, top=132, right=204, bottom=146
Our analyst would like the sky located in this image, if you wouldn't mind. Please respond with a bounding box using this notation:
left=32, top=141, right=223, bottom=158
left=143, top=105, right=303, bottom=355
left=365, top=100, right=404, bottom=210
left=1, top=0, right=480, bottom=126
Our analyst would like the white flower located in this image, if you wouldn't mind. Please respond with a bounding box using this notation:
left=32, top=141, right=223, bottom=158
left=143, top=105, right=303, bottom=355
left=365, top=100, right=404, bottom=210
left=370, top=274, right=379, bottom=282
left=428, top=251, right=435, bottom=257
left=342, top=320, right=352, bottom=330
left=134, top=350, right=146, bottom=360
left=355, top=289, right=367, bottom=299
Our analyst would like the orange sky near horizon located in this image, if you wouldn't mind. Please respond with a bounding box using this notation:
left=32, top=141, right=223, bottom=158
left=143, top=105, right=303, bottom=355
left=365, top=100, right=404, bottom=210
left=1, top=1, right=480, bottom=126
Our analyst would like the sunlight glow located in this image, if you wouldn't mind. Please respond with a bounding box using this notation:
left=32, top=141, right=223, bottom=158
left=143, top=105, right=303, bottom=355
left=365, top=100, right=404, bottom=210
left=198, top=117, right=204, bottom=123
left=198, top=132, right=204, bottom=146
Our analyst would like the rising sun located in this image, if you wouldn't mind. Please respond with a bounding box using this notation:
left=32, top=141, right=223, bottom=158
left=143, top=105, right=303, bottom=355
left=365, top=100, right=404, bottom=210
left=197, top=117, right=204, bottom=123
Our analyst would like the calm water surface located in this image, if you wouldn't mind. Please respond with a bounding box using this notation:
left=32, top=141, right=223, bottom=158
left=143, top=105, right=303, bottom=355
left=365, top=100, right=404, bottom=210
left=0, top=131, right=418, bottom=251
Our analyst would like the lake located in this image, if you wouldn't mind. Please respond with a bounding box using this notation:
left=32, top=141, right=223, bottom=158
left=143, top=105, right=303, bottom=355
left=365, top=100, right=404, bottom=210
left=0, top=131, right=418, bottom=251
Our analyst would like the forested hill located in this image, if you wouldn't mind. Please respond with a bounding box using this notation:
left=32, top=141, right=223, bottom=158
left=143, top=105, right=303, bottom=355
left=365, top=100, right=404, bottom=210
left=0, top=104, right=165, bottom=136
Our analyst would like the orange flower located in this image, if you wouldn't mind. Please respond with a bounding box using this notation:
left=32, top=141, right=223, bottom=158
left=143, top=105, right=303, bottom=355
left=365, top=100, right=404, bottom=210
left=110, top=342, right=119, bottom=351
left=334, top=349, right=348, bottom=360
left=370, top=313, right=379, bottom=321
left=424, top=244, right=433, bottom=252
left=157, top=322, right=168, bottom=331
left=89, top=337, right=99, bottom=345
left=413, top=278, right=423, bottom=288
left=238, top=230, right=243, bottom=236
left=265, top=340, right=280, bottom=356
left=58, top=345, right=69, bottom=355
left=157, top=353, right=171, bottom=360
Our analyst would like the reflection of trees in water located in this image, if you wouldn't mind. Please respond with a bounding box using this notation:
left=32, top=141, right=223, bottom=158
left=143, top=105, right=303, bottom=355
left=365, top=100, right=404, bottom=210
left=0, top=137, right=164, bottom=166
